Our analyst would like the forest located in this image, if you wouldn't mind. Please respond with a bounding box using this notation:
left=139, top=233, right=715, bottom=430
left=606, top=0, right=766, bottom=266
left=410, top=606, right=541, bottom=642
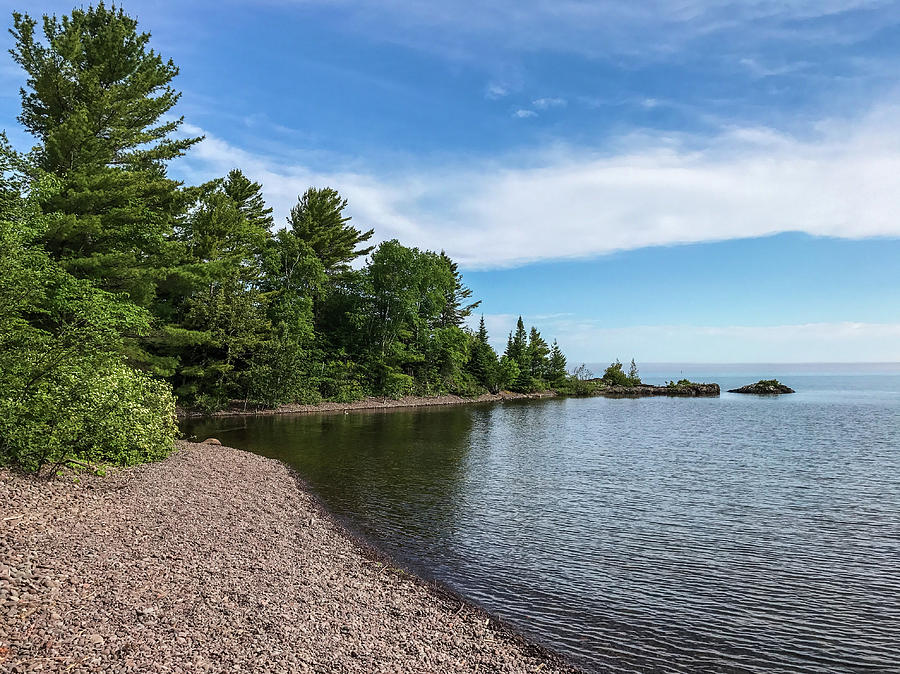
left=0, top=4, right=572, bottom=472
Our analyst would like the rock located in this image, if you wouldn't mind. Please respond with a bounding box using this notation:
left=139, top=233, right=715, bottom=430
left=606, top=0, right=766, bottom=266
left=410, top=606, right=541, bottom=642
left=728, top=380, right=795, bottom=395
left=594, top=383, right=720, bottom=398
left=201, top=438, right=222, bottom=445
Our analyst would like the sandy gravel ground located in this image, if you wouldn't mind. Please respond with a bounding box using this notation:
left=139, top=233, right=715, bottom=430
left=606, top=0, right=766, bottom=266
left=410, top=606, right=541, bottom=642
left=1, top=442, right=577, bottom=673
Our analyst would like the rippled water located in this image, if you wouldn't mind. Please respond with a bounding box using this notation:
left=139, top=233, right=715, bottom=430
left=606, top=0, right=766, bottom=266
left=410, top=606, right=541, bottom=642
left=185, top=368, right=900, bottom=672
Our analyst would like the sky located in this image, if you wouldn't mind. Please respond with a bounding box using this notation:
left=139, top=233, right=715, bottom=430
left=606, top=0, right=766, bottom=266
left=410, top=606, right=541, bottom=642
left=2, top=0, right=899, bottom=363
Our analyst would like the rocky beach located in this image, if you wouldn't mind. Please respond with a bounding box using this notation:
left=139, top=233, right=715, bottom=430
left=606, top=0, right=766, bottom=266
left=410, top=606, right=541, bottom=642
left=1, top=442, right=577, bottom=673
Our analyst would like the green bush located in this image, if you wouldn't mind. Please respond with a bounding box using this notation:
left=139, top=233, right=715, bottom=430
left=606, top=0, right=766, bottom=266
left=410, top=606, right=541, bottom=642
left=0, top=359, right=176, bottom=474
left=602, top=359, right=641, bottom=387
left=666, top=378, right=699, bottom=388
left=382, top=371, right=415, bottom=399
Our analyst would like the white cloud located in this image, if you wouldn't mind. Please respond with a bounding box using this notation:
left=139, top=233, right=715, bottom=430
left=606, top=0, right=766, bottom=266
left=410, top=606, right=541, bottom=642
left=532, top=97, right=567, bottom=109
left=175, top=102, right=900, bottom=269
left=277, top=0, right=899, bottom=61
left=485, top=82, right=509, bottom=99
left=513, top=109, right=538, bottom=118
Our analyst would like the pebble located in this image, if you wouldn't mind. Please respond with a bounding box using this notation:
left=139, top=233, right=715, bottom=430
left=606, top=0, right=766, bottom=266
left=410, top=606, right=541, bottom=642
left=1, top=442, right=577, bottom=673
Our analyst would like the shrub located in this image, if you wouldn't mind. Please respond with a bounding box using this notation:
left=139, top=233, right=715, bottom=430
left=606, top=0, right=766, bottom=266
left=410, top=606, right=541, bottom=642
left=602, top=359, right=641, bottom=387
left=0, top=359, right=176, bottom=474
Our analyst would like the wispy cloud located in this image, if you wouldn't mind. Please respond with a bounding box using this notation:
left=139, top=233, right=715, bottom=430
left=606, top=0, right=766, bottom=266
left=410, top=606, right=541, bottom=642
left=175, top=101, right=900, bottom=269
left=513, top=109, right=538, bottom=118
left=276, top=0, right=900, bottom=62
left=533, top=97, right=566, bottom=109
left=485, top=82, right=509, bottom=99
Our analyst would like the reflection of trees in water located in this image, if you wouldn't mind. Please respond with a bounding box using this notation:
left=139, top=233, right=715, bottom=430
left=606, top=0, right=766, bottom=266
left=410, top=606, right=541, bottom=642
left=250, top=407, right=481, bottom=551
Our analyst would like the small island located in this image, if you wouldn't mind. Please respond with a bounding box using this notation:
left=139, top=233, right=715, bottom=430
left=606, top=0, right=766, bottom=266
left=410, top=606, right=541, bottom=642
left=728, top=379, right=795, bottom=394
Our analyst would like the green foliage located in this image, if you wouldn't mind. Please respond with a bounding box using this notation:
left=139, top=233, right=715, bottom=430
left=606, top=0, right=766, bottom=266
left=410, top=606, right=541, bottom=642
left=1, top=4, right=574, bottom=434
left=468, top=316, right=501, bottom=393
left=547, top=340, right=568, bottom=386
left=287, top=187, right=374, bottom=273
left=602, top=359, right=642, bottom=387
left=0, top=139, right=175, bottom=472
left=1, top=361, right=176, bottom=473
left=666, top=378, right=700, bottom=388
left=557, top=364, right=597, bottom=396
left=11, top=3, right=201, bottom=308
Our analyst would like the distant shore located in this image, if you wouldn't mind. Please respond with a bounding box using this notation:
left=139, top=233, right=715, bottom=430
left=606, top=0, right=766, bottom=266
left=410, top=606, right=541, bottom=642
left=177, top=382, right=720, bottom=420
left=1, top=442, right=579, bottom=673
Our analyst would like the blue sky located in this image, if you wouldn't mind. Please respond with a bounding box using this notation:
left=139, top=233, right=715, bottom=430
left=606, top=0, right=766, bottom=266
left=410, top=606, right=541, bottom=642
left=2, top=0, right=900, bottom=362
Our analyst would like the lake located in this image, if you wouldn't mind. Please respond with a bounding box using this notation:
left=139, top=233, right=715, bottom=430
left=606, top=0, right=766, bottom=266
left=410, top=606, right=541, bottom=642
left=184, top=365, right=900, bottom=672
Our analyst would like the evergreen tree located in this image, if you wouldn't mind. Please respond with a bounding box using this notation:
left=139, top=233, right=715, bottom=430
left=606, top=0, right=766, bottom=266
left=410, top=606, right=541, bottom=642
left=548, top=339, right=567, bottom=384
left=287, top=187, right=374, bottom=273
left=506, top=316, right=529, bottom=368
left=166, top=176, right=273, bottom=405
left=438, top=251, right=481, bottom=327
left=468, top=316, right=499, bottom=392
left=477, top=316, right=489, bottom=344
left=527, top=326, right=550, bottom=379
left=223, top=169, right=274, bottom=232
left=628, top=358, right=641, bottom=386
left=10, top=4, right=201, bottom=306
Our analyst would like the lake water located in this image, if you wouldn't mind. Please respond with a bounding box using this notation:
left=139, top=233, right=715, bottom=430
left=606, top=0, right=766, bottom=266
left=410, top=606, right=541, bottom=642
left=184, top=365, right=900, bottom=673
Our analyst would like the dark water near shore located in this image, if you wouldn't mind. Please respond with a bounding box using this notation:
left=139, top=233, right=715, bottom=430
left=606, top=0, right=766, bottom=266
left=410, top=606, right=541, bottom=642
left=185, top=365, right=900, bottom=673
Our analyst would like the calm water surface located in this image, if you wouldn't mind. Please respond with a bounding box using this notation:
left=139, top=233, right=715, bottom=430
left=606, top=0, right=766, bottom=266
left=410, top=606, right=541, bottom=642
left=185, top=368, right=900, bottom=673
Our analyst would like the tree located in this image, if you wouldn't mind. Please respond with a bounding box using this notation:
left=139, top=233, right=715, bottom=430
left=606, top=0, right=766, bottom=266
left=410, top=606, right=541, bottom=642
left=505, top=316, right=529, bottom=368
left=628, top=358, right=641, bottom=386
left=548, top=340, right=567, bottom=385
left=438, top=251, right=480, bottom=327
left=287, top=187, right=374, bottom=273
left=468, top=316, right=500, bottom=392
left=10, top=4, right=201, bottom=306
left=602, top=359, right=632, bottom=386
left=0, top=140, right=174, bottom=472
left=527, top=326, right=550, bottom=380
left=223, top=169, right=273, bottom=232
left=166, top=175, right=273, bottom=406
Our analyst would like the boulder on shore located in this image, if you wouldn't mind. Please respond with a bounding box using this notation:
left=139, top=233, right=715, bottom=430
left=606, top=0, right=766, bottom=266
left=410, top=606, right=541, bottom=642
left=201, top=437, right=223, bottom=445
left=728, top=380, right=794, bottom=395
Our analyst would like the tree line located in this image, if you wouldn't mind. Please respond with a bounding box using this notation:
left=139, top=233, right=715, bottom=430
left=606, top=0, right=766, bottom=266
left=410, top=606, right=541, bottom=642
left=0, top=3, right=570, bottom=472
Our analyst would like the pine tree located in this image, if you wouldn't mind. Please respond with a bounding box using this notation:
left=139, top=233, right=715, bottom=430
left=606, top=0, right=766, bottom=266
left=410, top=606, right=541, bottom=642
left=527, top=326, right=550, bottom=379
left=628, top=358, right=641, bottom=386
left=468, top=315, right=499, bottom=392
left=477, top=316, right=489, bottom=344
left=438, top=251, right=481, bottom=327
left=548, top=339, right=567, bottom=384
left=223, top=169, right=274, bottom=232
left=506, top=316, right=529, bottom=368
left=287, top=187, right=374, bottom=273
left=10, top=4, right=201, bottom=307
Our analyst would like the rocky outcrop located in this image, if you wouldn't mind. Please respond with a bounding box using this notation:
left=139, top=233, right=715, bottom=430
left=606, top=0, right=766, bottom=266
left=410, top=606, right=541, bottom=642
left=728, top=380, right=795, bottom=395
left=597, top=383, right=720, bottom=398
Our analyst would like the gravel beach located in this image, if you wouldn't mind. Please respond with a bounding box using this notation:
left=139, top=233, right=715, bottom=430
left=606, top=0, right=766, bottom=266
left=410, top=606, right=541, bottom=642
left=1, top=442, right=577, bottom=673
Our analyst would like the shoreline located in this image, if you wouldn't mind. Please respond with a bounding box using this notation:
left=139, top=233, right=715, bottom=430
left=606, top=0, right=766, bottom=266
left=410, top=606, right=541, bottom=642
left=176, top=390, right=559, bottom=419
left=1, top=441, right=581, bottom=673
left=177, top=381, right=720, bottom=420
